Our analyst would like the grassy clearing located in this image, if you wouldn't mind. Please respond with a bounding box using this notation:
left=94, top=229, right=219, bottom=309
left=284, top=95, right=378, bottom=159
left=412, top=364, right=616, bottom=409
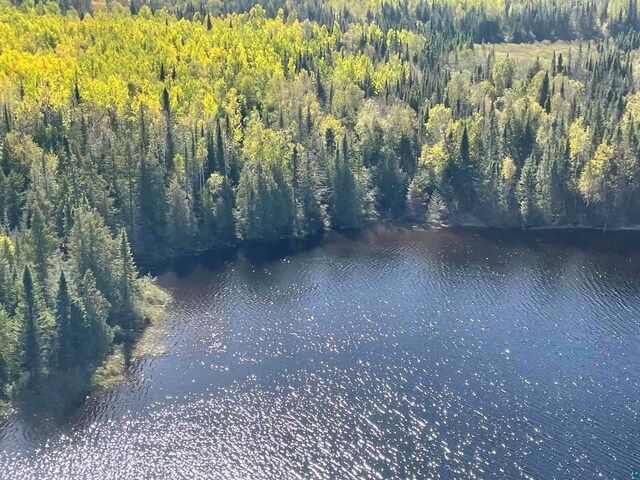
left=92, top=276, right=171, bottom=392
left=469, top=40, right=640, bottom=86
left=450, top=40, right=585, bottom=79
left=475, top=40, right=581, bottom=65
left=133, top=275, right=172, bottom=358
left=91, top=346, right=126, bottom=391
left=137, top=275, right=170, bottom=326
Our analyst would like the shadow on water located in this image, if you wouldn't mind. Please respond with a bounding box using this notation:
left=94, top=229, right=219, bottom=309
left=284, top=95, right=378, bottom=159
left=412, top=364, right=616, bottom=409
left=145, top=232, right=328, bottom=279
left=2, top=223, right=640, bottom=478
left=454, top=225, right=640, bottom=253
left=144, top=246, right=237, bottom=278
left=11, top=370, right=93, bottom=425
left=145, top=225, right=640, bottom=280
left=9, top=226, right=640, bottom=411
left=173, top=233, right=328, bottom=275
left=238, top=232, right=327, bottom=266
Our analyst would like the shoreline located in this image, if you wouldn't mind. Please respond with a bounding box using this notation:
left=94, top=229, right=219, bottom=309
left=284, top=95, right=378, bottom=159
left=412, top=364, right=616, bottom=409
left=145, top=219, right=640, bottom=273
left=6, top=218, right=640, bottom=414
left=452, top=223, right=640, bottom=232
left=0, top=278, right=171, bottom=416
left=382, top=216, right=640, bottom=233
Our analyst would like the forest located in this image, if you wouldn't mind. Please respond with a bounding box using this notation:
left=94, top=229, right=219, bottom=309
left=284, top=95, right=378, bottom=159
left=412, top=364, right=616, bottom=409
left=1, top=0, right=640, bottom=399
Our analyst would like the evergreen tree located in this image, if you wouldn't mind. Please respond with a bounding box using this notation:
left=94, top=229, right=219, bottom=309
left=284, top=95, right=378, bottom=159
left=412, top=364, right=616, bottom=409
left=117, top=229, right=137, bottom=327
left=329, top=139, right=365, bottom=228
left=56, top=270, right=71, bottom=370
left=450, top=125, right=475, bottom=211
left=18, top=266, right=40, bottom=388
left=517, top=156, right=537, bottom=224
left=538, top=72, right=550, bottom=107
left=0, top=306, right=12, bottom=396
left=202, top=173, right=235, bottom=245
left=78, top=270, right=112, bottom=365
left=55, top=270, right=85, bottom=371
left=167, top=174, right=195, bottom=251
left=68, top=204, right=118, bottom=308
left=137, top=154, right=168, bottom=262
left=295, top=150, right=327, bottom=235
left=26, top=206, right=57, bottom=287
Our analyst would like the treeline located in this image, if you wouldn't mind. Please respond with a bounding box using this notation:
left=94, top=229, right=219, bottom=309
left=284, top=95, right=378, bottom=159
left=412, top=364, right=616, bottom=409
left=2, top=0, right=640, bottom=396
left=33, top=0, right=640, bottom=47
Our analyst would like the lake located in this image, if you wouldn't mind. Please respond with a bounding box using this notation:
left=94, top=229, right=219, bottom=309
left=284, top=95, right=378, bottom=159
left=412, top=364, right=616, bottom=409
left=0, top=226, right=638, bottom=479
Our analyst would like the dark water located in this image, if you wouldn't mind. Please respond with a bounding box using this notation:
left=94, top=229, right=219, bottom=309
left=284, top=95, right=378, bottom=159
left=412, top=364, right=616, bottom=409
left=0, top=227, right=639, bottom=479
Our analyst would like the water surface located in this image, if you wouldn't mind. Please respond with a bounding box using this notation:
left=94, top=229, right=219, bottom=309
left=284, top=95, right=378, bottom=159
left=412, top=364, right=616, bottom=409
left=1, top=227, right=639, bottom=479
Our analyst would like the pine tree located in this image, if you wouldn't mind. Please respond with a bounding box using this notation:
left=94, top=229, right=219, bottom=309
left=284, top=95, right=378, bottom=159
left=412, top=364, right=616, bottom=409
left=18, top=266, right=40, bottom=388
left=118, top=229, right=137, bottom=327
left=538, top=72, right=550, bottom=107
left=0, top=306, right=12, bottom=396
left=27, top=206, right=56, bottom=287
left=74, top=79, right=81, bottom=104
left=216, top=119, right=226, bottom=176
left=202, top=173, right=234, bottom=245
left=330, top=139, right=364, bottom=228
left=406, top=175, right=427, bottom=222
left=427, top=190, right=449, bottom=225
left=56, top=270, right=74, bottom=371
left=451, top=125, right=475, bottom=211
left=162, top=88, right=174, bottom=172
left=460, top=125, right=470, bottom=165
left=166, top=174, right=194, bottom=251
left=79, top=270, right=112, bottom=365
left=68, top=204, right=119, bottom=309
left=137, top=154, right=167, bottom=262
left=377, top=149, right=406, bottom=213
left=296, top=151, right=326, bottom=235
left=205, top=128, right=217, bottom=179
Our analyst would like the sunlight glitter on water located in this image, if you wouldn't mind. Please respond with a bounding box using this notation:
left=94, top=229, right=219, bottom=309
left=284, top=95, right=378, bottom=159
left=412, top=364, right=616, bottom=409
left=0, top=227, right=639, bottom=479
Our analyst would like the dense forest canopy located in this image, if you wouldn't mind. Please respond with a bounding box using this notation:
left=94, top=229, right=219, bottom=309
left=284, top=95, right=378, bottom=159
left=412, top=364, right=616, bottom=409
left=1, top=0, right=640, bottom=398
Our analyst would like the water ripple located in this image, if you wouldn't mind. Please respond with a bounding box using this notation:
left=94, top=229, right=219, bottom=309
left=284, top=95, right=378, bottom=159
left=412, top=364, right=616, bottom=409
left=1, top=228, right=639, bottom=479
